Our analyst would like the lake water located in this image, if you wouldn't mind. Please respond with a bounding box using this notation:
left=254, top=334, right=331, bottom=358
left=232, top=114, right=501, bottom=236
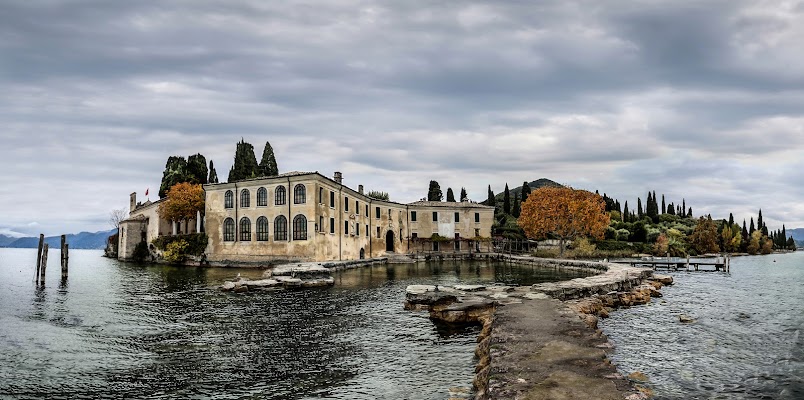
left=601, top=252, right=804, bottom=399
left=0, top=249, right=591, bottom=400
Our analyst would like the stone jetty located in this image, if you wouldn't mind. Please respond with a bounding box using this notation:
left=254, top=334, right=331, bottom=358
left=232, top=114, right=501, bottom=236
left=404, top=257, right=673, bottom=400
left=219, top=257, right=387, bottom=292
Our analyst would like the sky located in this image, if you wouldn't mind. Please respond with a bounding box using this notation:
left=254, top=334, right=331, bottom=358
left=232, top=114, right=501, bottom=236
left=2, top=0, right=804, bottom=237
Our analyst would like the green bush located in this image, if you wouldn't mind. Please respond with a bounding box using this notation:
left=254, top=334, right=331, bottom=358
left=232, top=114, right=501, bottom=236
left=163, top=239, right=189, bottom=264
left=153, top=233, right=208, bottom=256
left=595, top=239, right=632, bottom=251
left=132, top=241, right=149, bottom=263
left=616, top=229, right=631, bottom=241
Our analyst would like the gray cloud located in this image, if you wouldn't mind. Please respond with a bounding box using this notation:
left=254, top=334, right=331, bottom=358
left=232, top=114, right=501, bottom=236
left=2, top=0, right=804, bottom=236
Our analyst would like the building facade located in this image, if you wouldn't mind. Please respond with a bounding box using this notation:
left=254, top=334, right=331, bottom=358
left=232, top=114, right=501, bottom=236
left=119, top=171, right=494, bottom=263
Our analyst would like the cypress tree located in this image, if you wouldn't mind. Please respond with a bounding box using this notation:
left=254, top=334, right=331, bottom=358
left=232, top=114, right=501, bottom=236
left=728, top=213, right=734, bottom=227
left=512, top=199, right=520, bottom=217
left=623, top=201, right=630, bottom=223
left=186, top=153, right=208, bottom=184
left=427, top=180, right=443, bottom=201
left=667, top=202, right=675, bottom=215
left=757, top=210, right=763, bottom=233
left=682, top=199, right=686, bottom=217
left=637, top=198, right=643, bottom=219
left=521, top=181, right=532, bottom=203
left=208, top=160, right=219, bottom=184
left=782, top=225, right=787, bottom=247
left=615, top=200, right=622, bottom=214
left=446, top=187, right=456, bottom=202
left=661, top=195, right=666, bottom=215
left=228, top=139, right=260, bottom=182
left=159, top=156, right=188, bottom=198
left=688, top=207, right=693, bottom=218
left=486, top=185, right=495, bottom=207
left=503, top=184, right=510, bottom=214
left=460, top=187, right=468, bottom=202
left=258, top=141, right=279, bottom=177
left=749, top=218, right=755, bottom=235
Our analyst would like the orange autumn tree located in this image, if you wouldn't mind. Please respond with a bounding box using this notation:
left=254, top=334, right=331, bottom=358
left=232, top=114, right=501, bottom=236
left=517, top=187, right=610, bottom=257
left=158, top=182, right=205, bottom=234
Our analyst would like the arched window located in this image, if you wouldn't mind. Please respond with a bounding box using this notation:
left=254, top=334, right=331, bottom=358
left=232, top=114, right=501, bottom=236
left=257, top=187, right=267, bottom=207
left=274, top=215, right=288, bottom=241
left=256, top=216, right=269, bottom=241
left=275, top=185, right=286, bottom=205
left=224, top=190, right=233, bottom=209
left=240, top=217, right=251, bottom=241
left=240, top=189, right=251, bottom=208
left=223, top=218, right=235, bottom=241
left=293, top=215, right=307, bottom=240
left=294, top=184, right=306, bottom=204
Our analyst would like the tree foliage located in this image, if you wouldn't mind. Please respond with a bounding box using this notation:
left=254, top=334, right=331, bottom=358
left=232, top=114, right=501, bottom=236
left=228, top=139, right=260, bottom=182
left=446, top=187, right=456, bottom=202
left=689, top=216, right=720, bottom=255
left=486, top=185, right=495, bottom=207
left=158, top=183, right=205, bottom=225
left=186, top=154, right=208, bottom=185
left=427, top=180, right=443, bottom=201
left=521, top=181, right=531, bottom=203
left=460, top=187, right=468, bottom=202
left=159, top=156, right=188, bottom=198
left=518, top=187, right=610, bottom=257
left=503, top=183, right=510, bottom=214
left=109, top=208, right=127, bottom=229
left=258, top=141, right=279, bottom=177
left=367, top=190, right=390, bottom=201
left=208, top=160, right=219, bottom=184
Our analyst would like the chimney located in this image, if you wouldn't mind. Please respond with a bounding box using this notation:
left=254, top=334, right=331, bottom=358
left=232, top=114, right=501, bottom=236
left=334, top=171, right=343, bottom=184
left=130, top=192, right=137, bottom=212
left=358, top=185, right=364, bottom=194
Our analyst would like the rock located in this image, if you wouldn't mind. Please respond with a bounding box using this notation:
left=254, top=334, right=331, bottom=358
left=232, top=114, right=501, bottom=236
left=245, top=279, right=279, bottom=288
left=628, top=371, right=649, bottom=382
left=523, top=292, right=550, bottom=300
left=406, top=285, right=437, bottom=295
left=233, top=285, right=248, bottom=293
left=453, top=284, right=486, bottom=292
left=652, top=274, right=674, bottom=285
left=221, top=281, right=236, bottom=291
left=678, top=314, right=696, bottom=323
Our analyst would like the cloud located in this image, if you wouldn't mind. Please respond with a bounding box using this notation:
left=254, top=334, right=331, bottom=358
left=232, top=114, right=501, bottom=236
left=2, top=0, right=804, bottom=235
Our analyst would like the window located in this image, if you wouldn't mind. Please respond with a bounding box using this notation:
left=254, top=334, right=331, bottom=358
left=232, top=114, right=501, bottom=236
left=344, top=221, right=349, bottom=235
left=432, top=212, right=438, bottom=222
left=454, top=233, right=460, bottom=250
left=256, top=217, right=269, bottom=241
left=330, top=191, right=335, bottom=207
left=365, top=205, right=369, bottom=216
left=454, top=212, right=460, bottom=223
left=319, top=216, right=324, bottom=232
left=356, top=223, right=359, bottom=236
left=375, top=207, right=380, bottom=219
left=274, top=216, right=288, bottom=241
left=345, top=196, right=349, bottom=212
left=388, top=209, right=391, bottom=217
left=365, top=224, right=368, bottom=237
left=240, top=217, right=251, bottom=241
left=275, top=186, right=286, bottom=205
left=412, top=232, right=418, bottom=239
left=293, top=215, right=307, bottom=240
left=294, top=184, right=306, bottom=204
left=240, top=189, right=250, bottom=208
left=330, top=218, right=335, bottom=234
left=319, top=188, right=323, bottom=204
left=257, top=187, right=267, bottom=206
left=475, top=212, right=480, bottom=223
left=224, top=190, right=233, bottom=209
left=411, top=211, right=417, bottom=222
left=475, top=228, right=480, bottom=237
left=356, top=201, right=359, bottom=214
left=376, top=227, right=381, bottom=238
left=223, top=218, right=235, bottom=241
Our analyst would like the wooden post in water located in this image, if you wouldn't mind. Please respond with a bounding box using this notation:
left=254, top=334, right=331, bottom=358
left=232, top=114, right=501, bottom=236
left=35, top=234, right=44, bottom=282
left=40, top=243, right=49, bottom=283
left=60, top=234, right=69, bottom=280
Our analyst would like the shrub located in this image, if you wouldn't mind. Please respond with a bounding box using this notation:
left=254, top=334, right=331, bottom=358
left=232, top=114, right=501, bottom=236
left=153, top=233, right=208, bottom=256
left=163, top=239, right=189, bottom=264
left=132, top=241, right=149, bottom=263
left=616, top=229, right=631, bottom=241
left=572, top=237, right=596, bottom=257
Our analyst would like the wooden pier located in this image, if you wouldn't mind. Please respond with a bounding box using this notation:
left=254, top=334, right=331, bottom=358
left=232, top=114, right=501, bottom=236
left=626, top=256, right=730, bottom=272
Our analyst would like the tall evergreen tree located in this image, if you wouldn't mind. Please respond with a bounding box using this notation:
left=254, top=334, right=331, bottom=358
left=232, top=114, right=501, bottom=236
left=688, top=207, right=693, bottom=217
left=427, top=180, right=443, bottom=201
left=742, top=219, right=749, bottom=246
left=512, top=199, right=520, bottom=217
left=661, top=195, right=666, bottom=215
left=782, top=225, right=787, bottom=247
left=623, top=201, right=630, bottom=223
left=728, top=213, right=734, bottom=227
left=757, top=209, right=763, bottom=233
left=749, top=217, right=756, bottom=235
left=186, top=153, right=208, bottom=184
left=503, top=184, right=511, bottom=214
left=208, top=160, right=219, bottom=184
left=521, top=181, right=532, bottom=203
left=446, top=187, right=456, bottom=202
left=159, top=156, right=188, bottom=198
left=460, top=187, right=468, bottom=202
left=228, top=139, right=260, bottom=182
left=486, top=185, right=495, bottom=207
left=258, top=141, right=279, bottom=177
left=615, top=200, right=622, bottom=214
left=637, top=198, right=643, bottom=219
left=682, top=199, right=686, bottom=217
left=667, top=202, right=675, bottom=215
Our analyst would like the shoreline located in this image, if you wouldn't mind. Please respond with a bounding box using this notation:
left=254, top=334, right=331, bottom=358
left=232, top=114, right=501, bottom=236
left=405, top=256, right=670, bottom=400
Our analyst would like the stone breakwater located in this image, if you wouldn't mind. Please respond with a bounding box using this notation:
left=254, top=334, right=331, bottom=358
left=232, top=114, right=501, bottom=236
left=220, top=258, right=387, bottom=292
left=404, top=257, right=673, bottom=400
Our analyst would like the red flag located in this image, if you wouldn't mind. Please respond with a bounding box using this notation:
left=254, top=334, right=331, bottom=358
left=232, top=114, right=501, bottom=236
left=145, top=188, right=149, bottom=196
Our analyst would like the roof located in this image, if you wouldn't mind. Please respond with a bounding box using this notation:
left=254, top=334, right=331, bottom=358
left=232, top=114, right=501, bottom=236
left=406, top=201, right=494, bottom=209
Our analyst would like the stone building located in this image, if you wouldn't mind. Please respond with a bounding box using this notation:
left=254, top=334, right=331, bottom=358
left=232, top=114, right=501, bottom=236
left=203, top=172, right=495, bottom=263
left=119, top=171, right=494, bottom=263
left=117, top=193, right=199, bottom=260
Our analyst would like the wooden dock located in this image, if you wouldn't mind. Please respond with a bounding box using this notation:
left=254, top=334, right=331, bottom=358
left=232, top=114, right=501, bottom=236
left=625, top=256, right=730, bottom=272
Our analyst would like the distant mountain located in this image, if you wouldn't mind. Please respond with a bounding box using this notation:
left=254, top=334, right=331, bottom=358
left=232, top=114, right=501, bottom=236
left=788, top=228, right=804, bottom=241
left=0, top=234, right=21, bottom=247
left=492, top=178, right=563, bottom=204
left=2, top=229, right=117, bottom=250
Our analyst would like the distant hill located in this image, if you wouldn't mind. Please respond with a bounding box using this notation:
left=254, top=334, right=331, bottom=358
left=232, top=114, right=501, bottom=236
left=788, top=228, right=804, bottom=241
left=0, top=234, right=21, bottom=247
left=491, top=178, right=563, bottom=204
left=2, top=229, right=117, bottom=250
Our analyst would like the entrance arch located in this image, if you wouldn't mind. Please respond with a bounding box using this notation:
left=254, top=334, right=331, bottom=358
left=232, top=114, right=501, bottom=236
left=360, top=248, right=365, bottom=259
left=385, top=230, right=395, bottom=252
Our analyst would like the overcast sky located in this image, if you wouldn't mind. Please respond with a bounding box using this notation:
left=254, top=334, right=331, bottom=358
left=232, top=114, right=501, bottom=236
left=2, top=0, right=804, bottom=237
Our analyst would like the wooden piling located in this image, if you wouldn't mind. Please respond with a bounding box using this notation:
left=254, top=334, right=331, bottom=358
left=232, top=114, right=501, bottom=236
left=35, top=234, right=44, bottom=282
left=40, top=243, right=49, bottom=283
left=61, top=234, right=69, bottom=280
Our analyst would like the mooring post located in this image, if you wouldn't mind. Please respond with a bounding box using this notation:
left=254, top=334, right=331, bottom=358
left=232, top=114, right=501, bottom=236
left=35, top=234, right=44, bottom=282
left=40, top=243, right=49, bottom=283
left=61, top=234, right=69, bottom=280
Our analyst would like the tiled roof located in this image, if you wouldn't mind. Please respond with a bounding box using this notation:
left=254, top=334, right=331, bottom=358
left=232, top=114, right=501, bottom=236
left=406, top=201, right=494, bottom=208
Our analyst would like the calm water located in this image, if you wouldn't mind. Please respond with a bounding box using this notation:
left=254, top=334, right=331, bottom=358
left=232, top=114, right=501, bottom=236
left=0, top=249, right=590, bottom=400
left=602, top=252, right=804, bottom=399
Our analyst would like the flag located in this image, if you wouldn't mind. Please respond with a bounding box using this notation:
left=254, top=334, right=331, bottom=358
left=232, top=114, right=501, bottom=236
left=145, top=188, right=149, bottom=196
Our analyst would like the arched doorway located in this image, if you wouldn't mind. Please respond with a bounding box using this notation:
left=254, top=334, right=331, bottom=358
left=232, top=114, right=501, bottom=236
left=360, top=248, right=365, bottom=259
left=385, top=230, right=394, bottom=252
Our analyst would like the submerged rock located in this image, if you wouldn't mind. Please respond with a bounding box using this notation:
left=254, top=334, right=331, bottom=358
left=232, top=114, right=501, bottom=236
left=678, top=314, right=697, bottom=323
